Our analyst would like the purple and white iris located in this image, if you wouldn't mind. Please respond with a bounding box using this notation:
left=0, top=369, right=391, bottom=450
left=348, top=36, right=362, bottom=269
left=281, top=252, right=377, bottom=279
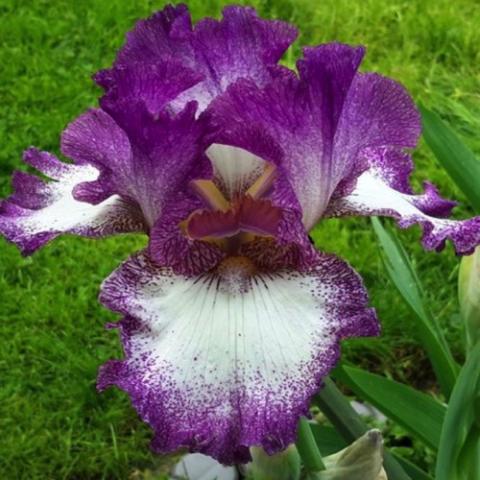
left=2, top=4, right=479, bottom=465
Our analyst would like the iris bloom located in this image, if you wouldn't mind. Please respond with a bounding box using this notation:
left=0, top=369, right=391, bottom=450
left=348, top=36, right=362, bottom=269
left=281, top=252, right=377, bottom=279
left=2, top=4, right=480, bottom=465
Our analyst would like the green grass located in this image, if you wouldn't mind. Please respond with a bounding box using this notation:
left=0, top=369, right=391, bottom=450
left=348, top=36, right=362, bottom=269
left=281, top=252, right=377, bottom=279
left=0, top=0, right=479, bottom=477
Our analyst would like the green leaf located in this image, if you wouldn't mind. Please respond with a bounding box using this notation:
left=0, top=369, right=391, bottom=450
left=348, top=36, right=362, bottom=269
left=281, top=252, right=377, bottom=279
left=335, top=365, right=446, bottom=450
left=372, top=217, right=458, bottom=397
left=395, top=457, right=434, bottom=480
left=436, top=342, right=480, bottom=480
left=371, top=218, right=427, bottom=325
left=420, top=105, right=480, bottom=214
left=310, top=424, right=347, bottom=456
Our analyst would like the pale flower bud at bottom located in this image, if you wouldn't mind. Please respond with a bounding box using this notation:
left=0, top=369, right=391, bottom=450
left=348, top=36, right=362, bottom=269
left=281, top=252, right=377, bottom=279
left=307, top=429, right=386, bottom=480
left=459, top=246, right=480, bottom=350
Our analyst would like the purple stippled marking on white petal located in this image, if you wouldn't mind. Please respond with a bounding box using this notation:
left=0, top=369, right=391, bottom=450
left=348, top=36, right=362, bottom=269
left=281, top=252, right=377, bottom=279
left=23, top=147, right=71, bottom=179
left=327, top=171, right=480, bottom=254
left=0, top=148, right=145, bottom=254
left=98, top=250, right=378, bottom=464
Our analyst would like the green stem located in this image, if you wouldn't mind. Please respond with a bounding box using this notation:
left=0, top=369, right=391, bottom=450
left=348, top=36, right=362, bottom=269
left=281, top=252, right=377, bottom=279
left=315, top=377, right=412, bottom=480
left=296, top=416, right=326, bottom=472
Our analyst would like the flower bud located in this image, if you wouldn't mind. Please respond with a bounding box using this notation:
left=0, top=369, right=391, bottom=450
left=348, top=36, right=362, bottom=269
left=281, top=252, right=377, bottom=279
left=306, top=429, right=386, bottom=480
left=247, top=444, right=301, bottom=480
left=459, top=246, right=480, bottom=350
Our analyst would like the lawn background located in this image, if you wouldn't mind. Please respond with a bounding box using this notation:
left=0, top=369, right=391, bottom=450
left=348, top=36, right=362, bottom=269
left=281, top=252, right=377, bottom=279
left=1, top=0, right=479, bottom=478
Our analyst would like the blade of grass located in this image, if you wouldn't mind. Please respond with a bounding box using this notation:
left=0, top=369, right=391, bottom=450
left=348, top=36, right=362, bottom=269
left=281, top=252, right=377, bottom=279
left=372, top=217, right=458, bottom=397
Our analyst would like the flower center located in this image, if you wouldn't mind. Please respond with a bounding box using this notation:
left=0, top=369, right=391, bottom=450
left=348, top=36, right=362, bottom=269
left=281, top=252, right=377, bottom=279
left=182, top=163, right=281, bottom=254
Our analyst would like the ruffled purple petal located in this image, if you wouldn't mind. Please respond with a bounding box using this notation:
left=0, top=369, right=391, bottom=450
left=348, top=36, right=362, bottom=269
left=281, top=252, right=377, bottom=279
left=99, top=61, right=202, bottom=117
left=320, top=76, right=480, bottom=255
left=0, top=148, right=145, bottom=254
left=204, top=43, right=365, bottom=229
left=109, top=4, right=193, bottom=66
left=99, top=4, right=297, bottom=113
left=98, top=250, right=378, bottom=464
left=61, top=108, right=132, bottom=170
left=64, top=55, right=209, bottom=229
left=329, top=72, right=421, bottom=195
left=205, top=44, right=421, bottom=230
left=326, top=167, right=480, bottom=255
left=335, top=73, right=421, bottom=159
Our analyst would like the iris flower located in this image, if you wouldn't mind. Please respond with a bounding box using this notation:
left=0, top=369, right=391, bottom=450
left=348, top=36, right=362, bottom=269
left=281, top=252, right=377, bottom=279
left=2, top=4, right=480, bottom=465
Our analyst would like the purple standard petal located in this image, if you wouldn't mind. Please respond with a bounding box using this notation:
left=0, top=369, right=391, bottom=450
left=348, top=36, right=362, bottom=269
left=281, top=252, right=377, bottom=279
left=62, top=99, right=204, bottom=228
left=0, top=148, right=145, bottom=254
left=98, top=250, right=378, bottom=465
left=318, top=73, right=480, bottom=254
left=97, top=4, right=297, bottom=113
left=327, top=72, right=421, bottom=199
left=108, top=4, right=193, bottom=65
left=205, top=44, right=421, bottom=230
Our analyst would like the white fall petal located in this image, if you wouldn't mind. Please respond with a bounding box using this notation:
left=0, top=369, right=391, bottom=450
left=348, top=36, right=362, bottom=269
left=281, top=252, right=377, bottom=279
left=98, top=250, right=377, bottom=463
